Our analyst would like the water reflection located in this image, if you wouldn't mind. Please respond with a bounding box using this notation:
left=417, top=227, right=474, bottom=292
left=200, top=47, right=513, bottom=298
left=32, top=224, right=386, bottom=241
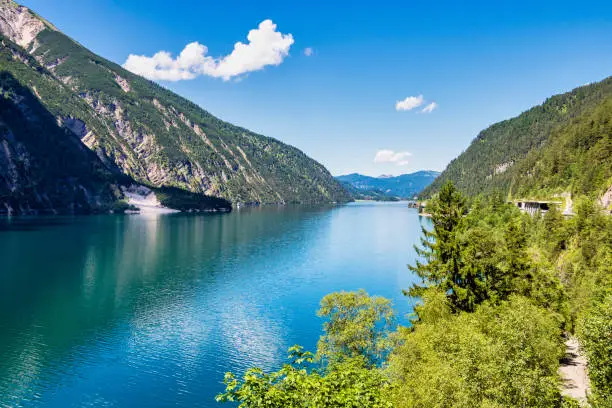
left=0, top=203, right=422, bottom=407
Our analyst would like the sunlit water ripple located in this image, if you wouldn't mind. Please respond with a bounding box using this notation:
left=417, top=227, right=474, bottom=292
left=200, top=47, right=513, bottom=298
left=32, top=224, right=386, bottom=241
left=0, top=202, right=425, bottom=407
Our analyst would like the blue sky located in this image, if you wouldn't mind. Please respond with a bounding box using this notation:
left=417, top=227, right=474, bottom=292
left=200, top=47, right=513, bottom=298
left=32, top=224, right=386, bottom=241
left=22, top=0, right=612, bottom=176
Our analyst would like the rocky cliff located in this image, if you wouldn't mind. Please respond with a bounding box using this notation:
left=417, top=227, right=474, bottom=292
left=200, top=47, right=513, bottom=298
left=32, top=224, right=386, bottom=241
left=0, top=69, right=118, bottom=214
left=0, top=0, right=351, bottom=214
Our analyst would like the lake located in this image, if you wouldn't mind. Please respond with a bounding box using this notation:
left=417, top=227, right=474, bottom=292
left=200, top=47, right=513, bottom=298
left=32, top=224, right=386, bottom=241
left=0, top=202, right=425, bottom=407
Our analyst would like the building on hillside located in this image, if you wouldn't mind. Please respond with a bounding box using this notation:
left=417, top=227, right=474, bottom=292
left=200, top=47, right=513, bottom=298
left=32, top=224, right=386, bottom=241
left=513, top=200, right=562, bottom=216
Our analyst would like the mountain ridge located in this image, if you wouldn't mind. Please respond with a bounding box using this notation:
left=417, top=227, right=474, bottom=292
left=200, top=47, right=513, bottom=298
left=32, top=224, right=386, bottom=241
left=336, top=170, right=440, bottom=199
left=0, top=0, right=351, bottom=213
left=421, top=76, right=612, bottom=202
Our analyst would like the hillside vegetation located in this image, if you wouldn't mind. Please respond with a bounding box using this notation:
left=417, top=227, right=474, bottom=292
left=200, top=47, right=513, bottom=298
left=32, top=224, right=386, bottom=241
left=0, top=0, right=351, bottom=211
left=0, top=69, right=118, bottom=213
left=218, top=183, right=612, bottom=407
left=336, top=181, right=400, bottom=201
left=422, top=77, right=612, bottom=201
left=217, top=77, right=612, bottom=407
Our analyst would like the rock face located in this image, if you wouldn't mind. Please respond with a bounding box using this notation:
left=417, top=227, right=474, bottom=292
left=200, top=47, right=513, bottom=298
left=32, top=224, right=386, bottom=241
left=0, top=0, right=45, bottom=47
left=0, top=70, right=118, bottom=214
left=0, top=2, right=352, bottom=209
left=600, top=185, right=612, bottom=212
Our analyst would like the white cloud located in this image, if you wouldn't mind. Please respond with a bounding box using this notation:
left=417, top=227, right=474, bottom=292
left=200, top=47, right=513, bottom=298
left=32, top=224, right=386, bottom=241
left=304, top=47, right=314, bottom=56
left=374, top=149, right=412, bottom=166
left=123, top=20, right=294, bottom=81
left=421, top=101, right=438, bottom=113
left=395, top=95, right=424, bottom=111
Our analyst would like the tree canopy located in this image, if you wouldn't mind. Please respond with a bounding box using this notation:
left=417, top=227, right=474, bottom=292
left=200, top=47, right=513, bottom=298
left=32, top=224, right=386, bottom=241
left=217, top=183, right=612, bottom=407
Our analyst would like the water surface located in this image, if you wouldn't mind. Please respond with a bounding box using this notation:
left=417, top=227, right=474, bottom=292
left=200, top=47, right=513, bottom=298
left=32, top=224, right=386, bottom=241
left=0, top=202, right=424, bottom=407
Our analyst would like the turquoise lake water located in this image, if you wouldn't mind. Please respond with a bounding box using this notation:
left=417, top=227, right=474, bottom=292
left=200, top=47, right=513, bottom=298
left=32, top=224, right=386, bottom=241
left=0, top=202, right=425, bottom=407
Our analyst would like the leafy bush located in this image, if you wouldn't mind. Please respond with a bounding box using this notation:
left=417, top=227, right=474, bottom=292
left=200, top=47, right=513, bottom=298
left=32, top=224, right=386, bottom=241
left=578, top=294, right=612, bottom=406
left=388, top=296, right=563, bottom=408
left=217, top=347, right=392, bottom=408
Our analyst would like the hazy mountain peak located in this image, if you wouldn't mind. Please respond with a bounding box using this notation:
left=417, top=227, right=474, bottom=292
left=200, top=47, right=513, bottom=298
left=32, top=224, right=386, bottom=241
left=336, top=171, right=440, bottom=199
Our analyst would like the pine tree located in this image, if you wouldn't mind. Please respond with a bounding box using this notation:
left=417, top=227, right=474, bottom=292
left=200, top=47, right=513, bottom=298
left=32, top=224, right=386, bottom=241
left=407, top=181, right=485, bottom=311
left=499, top=220, right=533, bottom=297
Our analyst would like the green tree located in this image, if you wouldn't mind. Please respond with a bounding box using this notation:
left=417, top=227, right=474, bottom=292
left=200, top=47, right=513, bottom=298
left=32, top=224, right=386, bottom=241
left=216, top=292, right=395, bottom=407
left=539, top=204, right=568, bottom=257
left=578, top=293, right=612, bottom=407
left=408, top=181, right=490, bottom=312
left=497, top=219, right=533, bottom=297
left=316, top=290, right=395, bottom=367
left=458, top=224, right=500, bottom=307
left=216, top=346, right=392, bottom=408
left=388, top=296, right=563, bottom=408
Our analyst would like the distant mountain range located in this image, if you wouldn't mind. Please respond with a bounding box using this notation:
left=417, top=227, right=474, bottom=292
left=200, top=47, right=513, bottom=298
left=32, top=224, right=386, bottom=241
left=336, top=171, right=440, bottom=200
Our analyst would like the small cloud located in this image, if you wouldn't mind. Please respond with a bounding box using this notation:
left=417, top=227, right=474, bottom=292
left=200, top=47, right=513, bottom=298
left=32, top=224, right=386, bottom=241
left=421, top=102, right=438, bottom=113
left=374, top=149, right=412, bottom=166
left=395, top=95, right=424, bottom=111
left=123, top=19, right=294, bottom=81
left=304, top=47, right=314, bottom=56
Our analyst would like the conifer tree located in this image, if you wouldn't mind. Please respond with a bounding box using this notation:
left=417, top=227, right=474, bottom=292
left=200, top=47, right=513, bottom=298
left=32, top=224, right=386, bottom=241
left=499, top=219, right=533, bottom=297
left=407, top=181, right=485, bottom=311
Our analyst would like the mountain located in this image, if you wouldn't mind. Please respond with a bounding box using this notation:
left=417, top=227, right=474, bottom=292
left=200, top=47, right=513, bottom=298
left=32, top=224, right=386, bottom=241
left=421, top=77, right=612, bottom=202
left=336, top=181, right=400, bottom=201
left=0, top=1, right=351, bottom=214
left=0, top=69, right=119, bottom=213
left=336, top=171, right=440, bottom=199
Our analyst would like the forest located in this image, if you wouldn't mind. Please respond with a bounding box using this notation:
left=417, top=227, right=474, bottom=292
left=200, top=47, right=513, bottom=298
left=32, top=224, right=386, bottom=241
left=0, top=23, right=351, bottom=206
left=217, top=182, right=611, bottom=407
left=422, top=77, right=612, bottom=202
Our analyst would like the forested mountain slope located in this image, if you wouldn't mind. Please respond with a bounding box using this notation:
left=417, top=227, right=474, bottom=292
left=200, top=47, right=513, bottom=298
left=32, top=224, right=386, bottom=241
left=0, top=0, right=351, bottom=210
left=0, top=69, right=118, bottom=213
left=422, top=77, right=612, bottom=201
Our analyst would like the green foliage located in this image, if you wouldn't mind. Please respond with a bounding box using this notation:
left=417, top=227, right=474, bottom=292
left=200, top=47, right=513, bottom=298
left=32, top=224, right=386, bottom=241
left=560, top=397, right=582, bottom=408
left=217, top=304, right=393, bottom=408
left=511, top=98, right=612, bottom=199
left=540, top=198, right=612, bottom=328
left=216, top=347, right=392, bottom=408
left=316, top=290, right=395, bottom=367
left=217, top=292, right=396, bottom=407
left=408, top=181, right=490, bottom=312
left=388, top=296, right=564, bottom=408
left=153, top=186, right=232, bottom=212
left=577, top=294, right=612, bottom=406
left=0, top=15, right=352, bottom=206
left=422, top=77, right=612, bottom=200
left=410, top=185, right=569, bottom=317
